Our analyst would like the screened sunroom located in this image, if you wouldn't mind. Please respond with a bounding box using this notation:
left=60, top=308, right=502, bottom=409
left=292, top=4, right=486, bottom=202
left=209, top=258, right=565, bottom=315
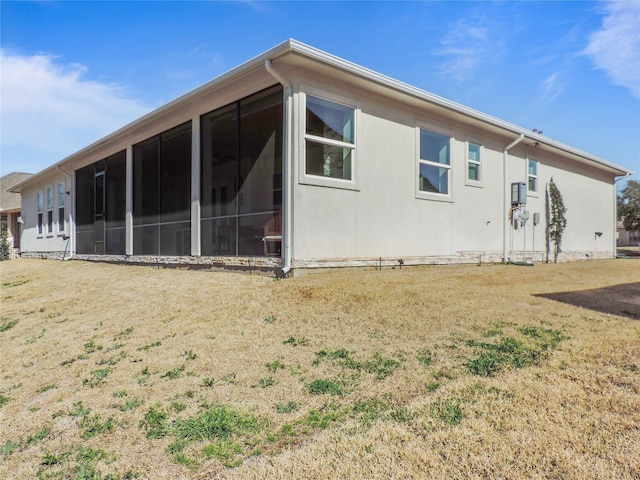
left=73, top=85, right=283, bottom=259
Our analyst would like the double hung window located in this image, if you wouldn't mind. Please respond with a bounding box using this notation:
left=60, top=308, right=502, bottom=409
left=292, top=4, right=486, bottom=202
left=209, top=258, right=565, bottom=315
left=528, top=159, right=538, bottom=194
left=467, top=142, right=482, bottom=183
left=46, top=187, right=54, bottom=235
left=37, top=191, right=43, bottom=236
left=418, top=129, right=451, bottom=196
left=304, top=95, right=355, bottom=182
left=57, top=183, right=66, bottom=235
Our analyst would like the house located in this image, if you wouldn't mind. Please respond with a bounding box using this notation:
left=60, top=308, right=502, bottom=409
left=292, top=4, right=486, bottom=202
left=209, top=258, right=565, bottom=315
left=617, top=220, right=640, bottom=247
left=10, top=40, right=633, bottom=273
left=1, top=172, right=32, bottom=259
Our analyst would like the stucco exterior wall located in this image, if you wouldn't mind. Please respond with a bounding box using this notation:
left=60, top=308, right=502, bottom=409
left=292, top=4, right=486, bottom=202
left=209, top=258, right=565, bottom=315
left=19, top=171, right=71, bottom=255
left=289, top=72, right=617, bottom=264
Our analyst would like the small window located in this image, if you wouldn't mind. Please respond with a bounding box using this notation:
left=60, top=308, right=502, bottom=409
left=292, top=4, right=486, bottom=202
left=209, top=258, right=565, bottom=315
left=304, top=95, right=355, bottom=181
left=467, top=142, right=482, bottom=183
left=528, top=159, right=538, bottom=193
left=57, top=183, right=66, bottom=235
left=37, top=191, right=44, bottom=236
left=46, top=187, right=54, bottom=235
left=418, top=129, right=451, bottom=196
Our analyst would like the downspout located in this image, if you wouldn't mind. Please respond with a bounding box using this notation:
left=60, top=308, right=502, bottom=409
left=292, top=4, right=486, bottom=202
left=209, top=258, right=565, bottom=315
left=56, top=165, right=74, bottom=259
left=265, top=59, right=293, bottom=276
left=503, top=134, right=525, bottom=263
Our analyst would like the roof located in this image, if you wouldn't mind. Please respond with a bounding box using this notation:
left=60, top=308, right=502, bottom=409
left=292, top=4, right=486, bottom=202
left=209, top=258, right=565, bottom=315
left=1, top=172, right=32, bottom=212
left=11, top=39, right=633, bottom=192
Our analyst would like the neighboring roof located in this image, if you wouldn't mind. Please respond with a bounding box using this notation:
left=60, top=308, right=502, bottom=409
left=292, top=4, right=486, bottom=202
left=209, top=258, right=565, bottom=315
left=11, top=39, right=633, bottom=192
left=1, top=172, right=32, bottom=212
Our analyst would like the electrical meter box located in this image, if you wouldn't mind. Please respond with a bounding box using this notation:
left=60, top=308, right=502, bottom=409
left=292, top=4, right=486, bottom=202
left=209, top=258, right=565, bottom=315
left=511, top=182, right=527, bottom=205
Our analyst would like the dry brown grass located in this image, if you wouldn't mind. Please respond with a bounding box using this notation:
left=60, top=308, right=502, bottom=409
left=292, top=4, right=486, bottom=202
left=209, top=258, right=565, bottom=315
left=0, top=258, right=638, bottom=479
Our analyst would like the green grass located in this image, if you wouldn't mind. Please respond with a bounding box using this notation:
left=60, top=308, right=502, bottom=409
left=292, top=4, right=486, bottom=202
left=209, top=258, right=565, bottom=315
left=283, top=336, right=310, bottom=347
left=465, top=326, right=569, bottom=377
left=36, top=383, right=57, bottom=393
left=275, top=402, right=299, bottom=414
left=140, top=404, right=170, bottom=439
left=172, top=404, right=263, bottom=443
left=78, top=414, right=116, bottom=439
left=417, top=348, right=433, bottom=366
left=314, top=349, right=403, bottom=380
left=0, top=440, right=19, bottom=456
left=307, top=378, right=344, bottom=396
left=265, top=360, right=286, bottom=372
left=114, top=398, right=144, bottom=412
left=27, top=425, right=51, bottom=445
left=136, top=341, right=162, bottom=351
left=431, top=397, right=465, bottom=426
left=0, top=319, right=19, bottom=332
left=161, top=364, right=186, bottom=380
left=71, top=401, right=90, bottom=418
left=0, top=394, right=11, bottom=407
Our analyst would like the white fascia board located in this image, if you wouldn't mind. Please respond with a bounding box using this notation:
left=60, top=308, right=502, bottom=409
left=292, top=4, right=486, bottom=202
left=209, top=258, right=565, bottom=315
left=286, top=40, right=632, bottom=177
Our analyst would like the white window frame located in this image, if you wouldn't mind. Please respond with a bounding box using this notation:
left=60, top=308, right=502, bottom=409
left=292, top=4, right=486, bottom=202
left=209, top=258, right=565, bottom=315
left=299, top=90, right=359, bottom=191
left=57, top=182, right=66, bottom=236
left=36, top=190, right=44, bottom=237
left=528, top=159, right=539, bottom=196
left=46, top=185, right=54, bottom=236
left=416, top=124, right=454, bottom=202
left=465, top=139, right=483, bottom=187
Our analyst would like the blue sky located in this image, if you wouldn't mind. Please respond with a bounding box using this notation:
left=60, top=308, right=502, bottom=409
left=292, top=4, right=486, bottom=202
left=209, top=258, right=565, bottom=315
left=1, top=0, right=639, bottom=188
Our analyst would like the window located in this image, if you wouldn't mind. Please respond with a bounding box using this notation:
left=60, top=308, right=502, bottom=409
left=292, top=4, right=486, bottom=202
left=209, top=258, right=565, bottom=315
left=46, top=187, right=54, bottom=235
left=57, top=183, right=66, bottom=235
left=37, top=191, right=44, bottom=236
left=467, top=141, right=482, bottom=183
left=418, top=129, right=451, bottom=196
left=304, top=95, right=355, bottom=182
left=528, top=159, right=538, bottom=193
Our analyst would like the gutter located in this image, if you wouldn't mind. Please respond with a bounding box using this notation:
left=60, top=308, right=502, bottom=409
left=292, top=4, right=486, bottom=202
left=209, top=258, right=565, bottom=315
left=503, top=134, right=525, bottom=263
left=56, top=165, right=74, bottom=259
left=265, top=59, right=293, bottom=276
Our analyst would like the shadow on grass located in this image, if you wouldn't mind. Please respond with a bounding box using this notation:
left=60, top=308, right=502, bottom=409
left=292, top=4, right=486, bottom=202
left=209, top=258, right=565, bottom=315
left=535, top=283, right=640, bottom=320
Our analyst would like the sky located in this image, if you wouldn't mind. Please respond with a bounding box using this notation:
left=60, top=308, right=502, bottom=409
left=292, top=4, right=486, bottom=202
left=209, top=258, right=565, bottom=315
left=1, top=0, right=639, bottom=189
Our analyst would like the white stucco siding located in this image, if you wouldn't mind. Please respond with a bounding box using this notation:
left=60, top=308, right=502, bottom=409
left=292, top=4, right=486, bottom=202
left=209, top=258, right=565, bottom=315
left=290, top=74, right=618, bottom=263
left=20, top=172, right=70, bottom=254
left=541, top=158, right=615, bottom=253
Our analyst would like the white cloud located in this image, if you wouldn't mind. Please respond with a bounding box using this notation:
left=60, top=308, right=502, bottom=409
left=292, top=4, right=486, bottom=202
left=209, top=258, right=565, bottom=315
left=0, top=50, right=152, bottom=174
left=540, top=72, right=565, bottom=104
left=584, top=1, right=640, bottom=99
left=436, top=14, right=506, bottom=82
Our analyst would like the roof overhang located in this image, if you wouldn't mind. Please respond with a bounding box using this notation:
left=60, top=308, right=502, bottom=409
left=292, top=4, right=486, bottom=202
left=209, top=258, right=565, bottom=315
left=11, top=39, right=633, bottom=192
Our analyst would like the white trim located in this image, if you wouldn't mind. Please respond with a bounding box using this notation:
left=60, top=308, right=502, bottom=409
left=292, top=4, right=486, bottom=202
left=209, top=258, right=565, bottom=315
left=465, top=139, right=483, bottom=188
left=36, top=189, right=44, bottom=238
left=415, top=123, right=454, bottom=203
left=46, top=184, right=54, bottom=237
left=56, top=181, right=67, bottom=236
left=298, top=90, right=359, bottom=191
left=527, top=158, right=539, bottom=197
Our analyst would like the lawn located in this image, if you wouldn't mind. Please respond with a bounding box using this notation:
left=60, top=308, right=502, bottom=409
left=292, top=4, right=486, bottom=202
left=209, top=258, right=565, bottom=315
left=0, top=258, right=638, bottom=479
